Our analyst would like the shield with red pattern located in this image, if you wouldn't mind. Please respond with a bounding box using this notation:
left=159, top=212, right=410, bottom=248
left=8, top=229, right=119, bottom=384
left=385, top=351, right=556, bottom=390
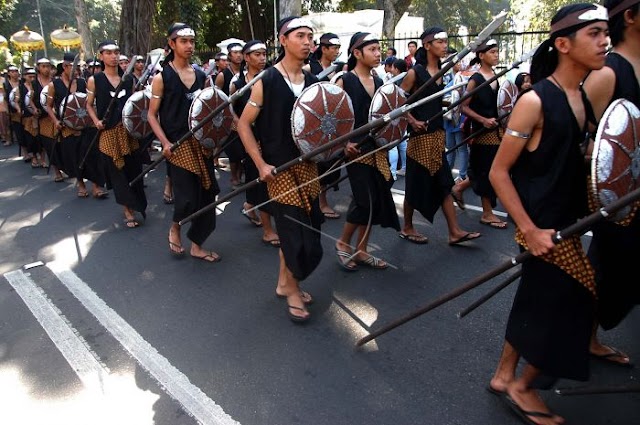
left=591, top=98, right=640, bottom=222
left=368, top=82, right=408, bottom=147
left=290, top=82, right=355, bottom=162
left=189, top=87, right=234, bottom=150
left=122, top=88, right=152, bottom=139
left=60, top=92, right=92, bottom=130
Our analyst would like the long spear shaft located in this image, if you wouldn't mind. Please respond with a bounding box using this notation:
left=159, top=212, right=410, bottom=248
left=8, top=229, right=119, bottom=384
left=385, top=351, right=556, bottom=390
left=128, top=69, right=268, bottom=187
left=179, top=82, right=463, bottom=225
left=356, top=186, right=640, bottom=347
left=445, top=111, right=512, bottom=157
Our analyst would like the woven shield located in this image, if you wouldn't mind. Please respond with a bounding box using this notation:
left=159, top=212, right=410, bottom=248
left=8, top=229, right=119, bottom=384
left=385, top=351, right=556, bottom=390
left=368, top=82, right=408, bottom=147
left=497, top=79, right=518, bottom=128
left=60, top=92, right=91, bottom=130
left=122, top=88, right=152, bottom=139
left=591, top=98, right=640, bottom=222
left=291, top=81, right=355, bottom=162
left=189, top=87, right=233, bottom=150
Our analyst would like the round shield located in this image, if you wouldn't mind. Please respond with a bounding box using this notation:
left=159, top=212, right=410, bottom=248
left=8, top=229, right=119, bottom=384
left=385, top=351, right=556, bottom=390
left=591, top=98, right=640, bottom=222
left=9, top=87, right=19, bottom=110
left=330, top=71, right=346, bottom=85
left=291, top=81, right=355, bottom=162
left=60, top=92, right=91, bottom=130
left=188, top=87, right=233, bottom=150
left=122, top=89, right=152, bottom=139
left=368, top=82, right=408, bottom=147
left=39, top=83, right=50, bottom=113
left=497, top=79, right=518, bottom=128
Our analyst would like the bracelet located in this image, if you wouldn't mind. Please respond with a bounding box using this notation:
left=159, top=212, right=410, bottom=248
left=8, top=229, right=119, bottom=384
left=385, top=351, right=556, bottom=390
left=505, top=128, right=531, bottom=139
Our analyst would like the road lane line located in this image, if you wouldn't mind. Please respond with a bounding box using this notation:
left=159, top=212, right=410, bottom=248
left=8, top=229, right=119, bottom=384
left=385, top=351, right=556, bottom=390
left=3, top=270, right=109, bottom=393
left=47, top=262, right=240, bottom=425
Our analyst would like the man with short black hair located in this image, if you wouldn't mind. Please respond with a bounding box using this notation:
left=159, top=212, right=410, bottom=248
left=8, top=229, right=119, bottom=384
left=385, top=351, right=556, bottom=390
left=405, top=40, right=417, bottom=69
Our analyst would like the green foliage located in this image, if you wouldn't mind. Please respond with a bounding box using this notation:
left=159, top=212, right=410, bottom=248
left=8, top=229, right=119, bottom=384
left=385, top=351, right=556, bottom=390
left=337, top=0, right=377, bottom=12
left=511, top=0, right=584, bottom=31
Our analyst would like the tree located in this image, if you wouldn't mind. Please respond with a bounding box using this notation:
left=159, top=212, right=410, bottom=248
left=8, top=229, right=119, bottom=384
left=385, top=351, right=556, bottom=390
left=118, top=0, right=155, bottom=56
left=74, top=0, right=92, bottom=56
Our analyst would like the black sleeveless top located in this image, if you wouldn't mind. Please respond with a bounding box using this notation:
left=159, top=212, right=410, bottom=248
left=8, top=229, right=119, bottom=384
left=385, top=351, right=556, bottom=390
left=231, top=72, right=250, bottom=116
left=341, top=71, right=382, bottom=151
left=511, top=79, right=588, bottom=229
left=3, top=79, right=18, bottom=113
left=410, top=64, right=444, bottom=134
left=52, top=78, right=87, bottom=115
left=93, top=72, right=134, bottom=129
left=159, top=64, right=205, bottom=142
left=221, top=68, right=235, bottom=95
left=33, top=78, right=49, bottom=115
left=19, top=83, right=34, bottom=118
left=308, top=58, right=323, bottom=78
left=606, top=52, right=640, bottom=106
left=255, top=66, right=318, bottom=166
left=468, top=72, right=498, bottom=129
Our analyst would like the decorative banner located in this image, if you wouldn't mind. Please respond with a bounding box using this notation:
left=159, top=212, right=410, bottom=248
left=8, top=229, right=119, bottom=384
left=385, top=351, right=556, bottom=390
left=10, top=26, right=45, bottom=51
left=0, top=35, right=7, bottom=49
left=50, top=25, right=82, bottom=51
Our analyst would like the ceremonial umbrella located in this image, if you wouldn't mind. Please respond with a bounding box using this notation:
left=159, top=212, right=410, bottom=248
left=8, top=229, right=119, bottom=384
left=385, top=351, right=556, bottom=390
left=0, top=35, right=7, bottom=49
left=10, top=26, right=45, bottom=51
left=50, top=25, right=82, bottom=52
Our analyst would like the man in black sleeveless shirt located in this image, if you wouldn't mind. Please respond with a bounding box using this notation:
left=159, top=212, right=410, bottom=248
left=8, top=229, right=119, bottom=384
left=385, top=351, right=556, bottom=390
left=147, top=23, right=221, bottom=262
left=488, top=5, right=609, bottom=425
left=238, top=16, right=321, bottom=323
left=583, top=0, right=639, bottom=367
left=86, top=40, right=147, bottom=228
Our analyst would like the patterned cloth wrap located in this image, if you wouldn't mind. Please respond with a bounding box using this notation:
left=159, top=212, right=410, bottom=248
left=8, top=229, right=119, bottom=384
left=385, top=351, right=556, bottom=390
left=407, top=129, right=446, bottom=176
left=515, top=228, right=597, bottom=298
left=39, top=116, right=55, bottom=139
left=22, top=116, right=38, bottom=136
left=354, top=148, right=392, bottom=181
left=169, top=137, right=214, bottom=190
left=267, top=161, right=320, bottom=214
left=99, top=122, right=140, bottom=170
left=474, top=128, right=503, bottom=146
left=10, top=111, right=20, bottom=123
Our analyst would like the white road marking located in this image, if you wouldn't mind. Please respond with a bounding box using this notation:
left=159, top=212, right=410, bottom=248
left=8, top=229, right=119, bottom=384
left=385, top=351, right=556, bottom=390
left=3, top=270, right=109, bottom=393
left=390, top=187, right=508, bottom=217
left=45, top=262, right=241, bottom=425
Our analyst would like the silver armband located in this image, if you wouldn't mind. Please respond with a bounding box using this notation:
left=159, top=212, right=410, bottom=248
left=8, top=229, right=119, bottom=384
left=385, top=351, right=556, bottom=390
left=505, top=128, right=531, bottom=139
left=86, top=89, right=94, bottom=95
left=151, top=94, right=162, bottom=99
left=247, top=100, right=262, bottom=109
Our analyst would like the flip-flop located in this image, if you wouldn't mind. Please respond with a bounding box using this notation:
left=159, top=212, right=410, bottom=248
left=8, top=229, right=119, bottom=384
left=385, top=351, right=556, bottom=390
left=262, top=238, right=281, bottom=248
left=123, top=218, right=140, bottom=228
left=590, top=345, right=633, bottom=367
left=480, top=219, right=508, bottom=229
left=355, top=255, right=388, bottom=270
left=449, top=232, right=482, bottom=246
left=93, top=190, right=109, bottom=199
left=399, top=232, right=429, bottom=244
left=169, top=241, right=185, bottom=257
left=276, top=290, right=314, bottom=305
left=336, top=248, right=358, bottom=271
left=192, top=251, right=221, bottom=263
left=241, top=208, right=262, bottom=227
left=54, top=176, right=65, bottom=182
left=163, top=193, right=174, bottom=204
left=486, top=386, right=505, bottom=396
left=77, top=191, right=89, bottom=198
left=287, top=305, right=310, bottom=323
left=503, top=394, right=559, bottom=425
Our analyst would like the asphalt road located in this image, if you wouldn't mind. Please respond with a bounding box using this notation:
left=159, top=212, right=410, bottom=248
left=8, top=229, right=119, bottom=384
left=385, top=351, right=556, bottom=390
left=0, top=142, right=638, bottom=425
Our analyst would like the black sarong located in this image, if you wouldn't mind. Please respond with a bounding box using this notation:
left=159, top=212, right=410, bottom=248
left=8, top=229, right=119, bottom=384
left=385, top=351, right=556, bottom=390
left=345, top=162, right=400, bottom=230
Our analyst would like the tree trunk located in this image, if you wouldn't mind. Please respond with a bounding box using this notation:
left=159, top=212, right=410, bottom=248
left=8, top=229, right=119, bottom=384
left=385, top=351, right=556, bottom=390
left=119, top=0, right=155, bottom=56
left=381, top=0, right=413, bottom=40
left=279, top=0, right=301, bottom=19
left=74, top=0, right=93, bottom=57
